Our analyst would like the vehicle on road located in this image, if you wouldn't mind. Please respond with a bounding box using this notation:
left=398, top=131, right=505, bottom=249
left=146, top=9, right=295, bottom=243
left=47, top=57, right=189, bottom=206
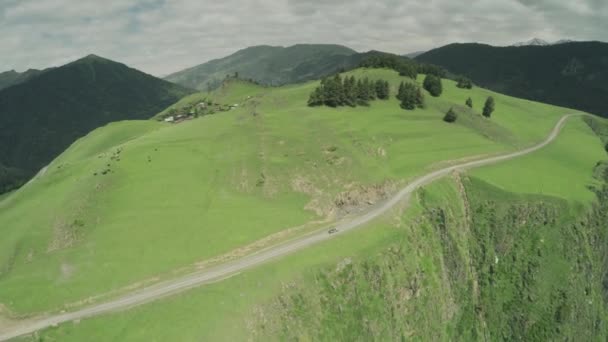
left=328, top=228, right=338, bottom=234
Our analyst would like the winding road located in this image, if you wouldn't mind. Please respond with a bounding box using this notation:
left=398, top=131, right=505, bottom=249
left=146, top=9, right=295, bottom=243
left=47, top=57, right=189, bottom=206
left=0, top=114, right=577, bottom=341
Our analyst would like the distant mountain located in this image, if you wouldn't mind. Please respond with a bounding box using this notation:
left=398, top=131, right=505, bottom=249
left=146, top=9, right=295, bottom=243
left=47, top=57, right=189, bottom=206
left=403, top=51, right=426, bottom=58
left=0, top=69, right=44, bottom=91
left=416, top=41, right=608, bottom=117
left=0, top=55, right=193, bottom=193
left=511, top=38, right=550, bottom=47
left=165, top=44, right=358, bottom=90
left=511, top=38, right=576, bottom=47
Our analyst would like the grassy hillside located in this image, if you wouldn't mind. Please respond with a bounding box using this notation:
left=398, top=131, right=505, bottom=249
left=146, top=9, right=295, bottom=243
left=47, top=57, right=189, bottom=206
left=2, top=67, right=603, bottom=341
left=416, top=41, right=608, bottom=118
left=17, top=114, right=608, bottom=341
left=0, top=55, right=193, bottom=194
left=165, top=44, right=357, bottom=90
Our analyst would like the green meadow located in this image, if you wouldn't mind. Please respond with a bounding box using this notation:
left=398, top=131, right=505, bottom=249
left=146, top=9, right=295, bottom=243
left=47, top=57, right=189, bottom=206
left=2, top=68, right=600, bottom=339
left=22, top=111, right=608, bottom=340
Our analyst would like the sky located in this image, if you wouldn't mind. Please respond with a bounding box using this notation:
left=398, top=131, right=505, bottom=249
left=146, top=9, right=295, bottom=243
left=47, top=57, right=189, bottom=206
left=1, top=0, right=606, bottom=76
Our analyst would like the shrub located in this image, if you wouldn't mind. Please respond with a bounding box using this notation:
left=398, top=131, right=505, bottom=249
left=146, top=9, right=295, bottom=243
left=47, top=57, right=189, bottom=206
left=444, top=108, right=457, bottom=123
left=423, top=75, right=443, bottom=97
left=457, top=77, right=473, bottom=89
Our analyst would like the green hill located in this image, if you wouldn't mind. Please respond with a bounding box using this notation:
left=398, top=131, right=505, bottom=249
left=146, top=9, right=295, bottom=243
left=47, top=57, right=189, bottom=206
left=165, top=44, right=360, bottom=90
left=2, top=68, right=608, bottom=341
left=0, top=55, right=193, bottom=193
left=416, top=41, right=608, bottom=118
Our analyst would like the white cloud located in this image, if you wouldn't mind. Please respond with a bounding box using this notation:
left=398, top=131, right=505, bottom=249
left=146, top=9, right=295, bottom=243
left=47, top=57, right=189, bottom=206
left=0, top=0, right=606, bottom=76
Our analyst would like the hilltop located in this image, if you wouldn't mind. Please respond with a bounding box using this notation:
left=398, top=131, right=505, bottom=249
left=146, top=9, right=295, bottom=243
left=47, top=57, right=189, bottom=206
left=416, top=41, right=608, bottom=117
left=0, top=54, right=193, bottom=193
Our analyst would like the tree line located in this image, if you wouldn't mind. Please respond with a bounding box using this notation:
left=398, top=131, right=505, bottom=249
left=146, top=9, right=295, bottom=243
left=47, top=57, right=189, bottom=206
left=359, top=54, right=448, bottom=80
left=308, top=74, right=390, bottom=107
left=359, top=54, right=418, bottom=79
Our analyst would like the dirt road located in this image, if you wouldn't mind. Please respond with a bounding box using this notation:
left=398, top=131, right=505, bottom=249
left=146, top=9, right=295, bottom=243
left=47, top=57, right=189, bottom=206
left=0, top=114, right=577, bottom=341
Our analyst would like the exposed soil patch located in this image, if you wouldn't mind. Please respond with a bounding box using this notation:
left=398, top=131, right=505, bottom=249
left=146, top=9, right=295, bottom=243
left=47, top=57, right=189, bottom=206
left=333, top=181, right=397, bottom=215
left=291, top=175, right=327, bottom=217
left=47, top=218, right=84, bottom=252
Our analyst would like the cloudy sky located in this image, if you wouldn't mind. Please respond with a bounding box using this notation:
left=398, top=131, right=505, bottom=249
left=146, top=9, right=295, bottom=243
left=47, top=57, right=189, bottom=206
left=1, top=0, right=606, bottom=76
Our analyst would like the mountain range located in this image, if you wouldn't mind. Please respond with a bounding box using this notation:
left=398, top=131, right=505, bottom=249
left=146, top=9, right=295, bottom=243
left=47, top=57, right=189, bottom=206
left=2, top=40, right=608, bottom=194
left=165, top=44, right=358, bottom=90
left=510, top=38, right=575, bottom=46
left=416, top=41, right=608, bottom=117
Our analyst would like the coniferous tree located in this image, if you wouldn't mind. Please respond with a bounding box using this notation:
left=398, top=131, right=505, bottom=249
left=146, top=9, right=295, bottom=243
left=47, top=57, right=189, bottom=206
left=444, top=107, right=457, bottom=122
left=423, top=74, right=443, bottom=97
left=323, top=76, right=337, bottom=107
left=415, top=87, right=425, bottom=108
left=335, top=74, right=346, bottom=105
left=483, top=96, right=495, bottom=117
left=384, top=81, right=390, bottom=99
left=308, top=87, right=324, bottom=106
left=375, top=80, right=384, bottom=99
left=397, top=82, right=405, bottom=101
left=347, top=76, right=357, bottom=105
left=365, top=78, right=376, bottom=100
left=356, top=79, right=369, bottom=105
left=375, top=80, right=390, bottom=99
left=324, top=74, right=344, bottom=107
left=400, top=83, right=418, bottom=110
left=343, top=76, right=356, bottom=107
left=466, top=97, right=473, bottom=108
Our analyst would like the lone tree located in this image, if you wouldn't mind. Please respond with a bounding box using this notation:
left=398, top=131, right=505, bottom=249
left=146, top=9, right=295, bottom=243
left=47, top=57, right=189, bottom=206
left=483, top=96, right=495, bottom=117
left=443, top=107, right=457, bottom=123
left=466, top=97, right=473, bottom=108
left=423, top=74, right=443, bottom=97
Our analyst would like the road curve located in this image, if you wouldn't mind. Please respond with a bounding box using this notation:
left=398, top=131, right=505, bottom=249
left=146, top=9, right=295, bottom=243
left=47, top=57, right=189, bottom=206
left=0, top=114, right=577, bottom=341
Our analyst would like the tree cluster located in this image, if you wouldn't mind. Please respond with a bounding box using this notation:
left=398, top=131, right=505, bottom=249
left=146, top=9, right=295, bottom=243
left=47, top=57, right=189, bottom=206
left=466, top=97, right=473, bottom=108
left=397, top=81, right=425, bottom=110
left=308, top=74, right=390, bottom=107
left=359, top=54, right=418, bottom=79
left=418, top=63, right=447, bottom=78
left=423, top=74, right=443, bottom=97
left=456, top=77, right=473, bottom=89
